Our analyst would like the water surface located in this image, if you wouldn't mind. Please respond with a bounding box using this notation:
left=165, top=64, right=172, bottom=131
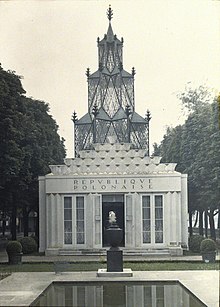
left=32, top=281, right=206, bottom=307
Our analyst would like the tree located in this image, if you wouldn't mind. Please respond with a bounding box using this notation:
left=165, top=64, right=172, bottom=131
left=154, top=85, right=220, bottom=239
left=0, top=66, right=26, bottom=239
left=16, top=97, right=66, bottom=237
left=0, top=64, right=66, bottom=239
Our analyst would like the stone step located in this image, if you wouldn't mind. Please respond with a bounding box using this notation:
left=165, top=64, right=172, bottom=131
left=59, top=249, right=106, bottom=256
left=59, top=248, right=170, bottom=256
left=122, top=248, right=170, bottom=256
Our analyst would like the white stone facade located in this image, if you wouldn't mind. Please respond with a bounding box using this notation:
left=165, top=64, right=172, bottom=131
left=39, top=143, right=188, bottom=255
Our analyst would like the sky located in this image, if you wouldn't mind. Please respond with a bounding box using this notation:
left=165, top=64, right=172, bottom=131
left=0, top=0, right=219, bottom=157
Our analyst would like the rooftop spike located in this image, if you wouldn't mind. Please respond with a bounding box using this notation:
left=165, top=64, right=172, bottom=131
left=107, top=5, right=113, bottom=21
left=146, top=110, right=151, bottom=122
left=72, top=111, right=78, bottom=123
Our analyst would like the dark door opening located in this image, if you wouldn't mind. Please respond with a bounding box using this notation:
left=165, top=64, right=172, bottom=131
left=102, top=202, right=125, bottom=247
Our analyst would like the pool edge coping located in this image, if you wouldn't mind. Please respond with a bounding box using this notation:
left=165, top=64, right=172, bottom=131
left=0, top=270, right=218, bottom=306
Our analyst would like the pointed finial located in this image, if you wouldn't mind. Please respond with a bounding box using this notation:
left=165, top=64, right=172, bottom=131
left=72, top=111, right=78, bottom=123
left=119, top=62, right=123, bottom=71
left=125, top=105, right=132, bottom=117
left=92, top=104, right=99, bottom=117
left=107, top=5, right=113, bottom=21
left=86, top=68, right=90, bottom=77
left=146, top=110, right=151, bottom=122
left=132, top=67, right=136, bottom=76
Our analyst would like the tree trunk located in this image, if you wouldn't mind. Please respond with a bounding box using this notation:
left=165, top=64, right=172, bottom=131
left=35, top=212, right=39, bottom=241
left=209, top=209, right=216, bottom=240
left=193, top=211, right=199, bottom=227
left=1, top=209, right=6, bottom=236
left=199, top=211, right=204, bottom=236
left=2, top=220, right=6, bottom=237
left=11, top=206, right=17, bottom=240
left=204, top=210, right=208, bottom=238
left=23, top=207, right=29, bottom=237
left=189, top=211, right=193, bottom=237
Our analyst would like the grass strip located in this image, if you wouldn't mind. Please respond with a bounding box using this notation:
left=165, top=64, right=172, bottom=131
left=0, top=261, right=218, bottom=273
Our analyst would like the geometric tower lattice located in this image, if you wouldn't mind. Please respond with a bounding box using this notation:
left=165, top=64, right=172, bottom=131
left=72, top=6, right=151, bottom=157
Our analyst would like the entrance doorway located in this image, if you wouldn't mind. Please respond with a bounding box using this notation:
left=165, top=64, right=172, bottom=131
left=102, top=195, right=125, bottom=247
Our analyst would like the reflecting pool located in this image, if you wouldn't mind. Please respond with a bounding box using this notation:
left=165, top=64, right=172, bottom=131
left=31, top=282, right=206, bottom=307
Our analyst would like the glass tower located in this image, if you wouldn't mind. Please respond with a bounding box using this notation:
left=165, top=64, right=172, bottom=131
left=72, top=6, right=151, bottom=156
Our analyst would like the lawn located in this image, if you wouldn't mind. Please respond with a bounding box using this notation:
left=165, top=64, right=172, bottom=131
left=0, top=261, right=218, bottom=273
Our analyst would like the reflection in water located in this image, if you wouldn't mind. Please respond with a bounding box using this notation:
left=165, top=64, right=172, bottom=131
left=32, top=282, right=205, bottom=307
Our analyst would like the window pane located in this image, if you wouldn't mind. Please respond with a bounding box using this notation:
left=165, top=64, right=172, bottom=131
left=155, top=231, right=163, bottom=243
left=77, top=286, right=86, bottom=306
left=64, top=221, right=72, bottom=232
left=76, top=197, right=84, bottom=244
left=155, top=220, right=163, bottom=231
left=64, top=209, right=72, bottom=220
left=142, top=196, right=150, bottom=208
left=77, top=233, right=85, bottom=244
left=155, top=208, right=162, bottom=219
left=76, top=197, right=84, bottom=208
left=64, top=232, right=72, bottom=244
left=64, top=197, right=72, bottom=245
left=155, top=195, right=162, bottom=207
left=144, top=286, right=152, bottom=305
left=64, top=287, right=73, bottom=307
left=142, top=196, right=151, bottom=244
left=143, top=232, right=151, bottom=243
left=155, top=195, right=163, bottom=244
left=156, top=286, right=164, bottom=307
left=143, top=207, right=150, bottom=219
left=64, top=197, right=72, bottom=209
left=77, top=221, right=84, bottom=232
left=143, top=220, right=150, bottom=231
left=76, top=209, right=84, bottom=220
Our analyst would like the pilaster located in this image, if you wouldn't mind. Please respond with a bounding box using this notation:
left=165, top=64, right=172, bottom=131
left=170, top=192, right=176, bottom=243
left=39, top=177, right=46, bottom=252
left=93, top=194, right=102, bottom=248
left=175, top=191, right=182, bottom=244
left=164, top=192, right=171, bottom=246
left=50, top=194, right=56, bottom=247
left=134, top=193, right=142, bottom=247
left=86, top=193, right=93, bottom=248
left=56, top=194, right=63, bottom=247
left=46, top=193, right=53, bottom=248
left=125, top=193, right=133, bottom=247
left=181, top=174, right=188, bottom=247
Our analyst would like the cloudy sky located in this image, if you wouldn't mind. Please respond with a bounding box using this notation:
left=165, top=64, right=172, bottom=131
left=0, top=0, right=219, bottom=157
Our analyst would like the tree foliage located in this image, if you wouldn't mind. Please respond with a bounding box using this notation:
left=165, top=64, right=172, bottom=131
left=0, top=64, right=66, bottom=238
left=154, top=85, right=220, bottom=239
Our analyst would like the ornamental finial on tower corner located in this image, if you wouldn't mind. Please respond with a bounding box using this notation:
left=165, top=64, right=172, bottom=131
left=146, top=110, right=151, bottom=122
left=107, top=5, right=113, bottom=21
left=72, top=111, right=78, bottom=123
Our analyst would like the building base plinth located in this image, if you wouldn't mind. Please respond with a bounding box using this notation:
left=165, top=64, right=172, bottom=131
left=97, top=268, right=133, bottom=277
left=169, top=247, right=183, bottom=256
left=45, top=248, right=59, bottom=256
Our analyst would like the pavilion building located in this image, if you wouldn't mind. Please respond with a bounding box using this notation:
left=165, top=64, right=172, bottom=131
left=39, top=7, right=188, bottom=256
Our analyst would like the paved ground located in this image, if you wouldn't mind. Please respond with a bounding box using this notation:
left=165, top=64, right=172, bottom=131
left=0, top=248, right=219, bottom=306
left=0, top=271, right=219, bottom=306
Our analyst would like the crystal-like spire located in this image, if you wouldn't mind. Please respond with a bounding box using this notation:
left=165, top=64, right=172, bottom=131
left=73, top=6, right=150, bottom=156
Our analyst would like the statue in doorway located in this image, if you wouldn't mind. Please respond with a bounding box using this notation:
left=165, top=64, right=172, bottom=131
left=108, top=211, right=116, bottom=224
